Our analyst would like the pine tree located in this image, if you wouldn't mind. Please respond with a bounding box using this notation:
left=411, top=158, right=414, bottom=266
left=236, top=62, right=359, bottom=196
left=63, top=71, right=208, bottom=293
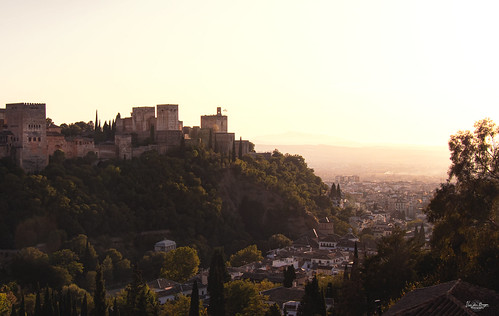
left=93, top=265, right=107, bottom=316
left=189, top=280, right=199, bottom=316
left=208, top=248, right=228, bottom=316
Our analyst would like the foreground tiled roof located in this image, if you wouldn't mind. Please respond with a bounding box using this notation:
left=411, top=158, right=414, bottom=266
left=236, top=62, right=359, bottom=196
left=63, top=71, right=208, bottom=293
left=261, top=287, right=305, bottom=307
left=384, top=280, right=499, bottom=316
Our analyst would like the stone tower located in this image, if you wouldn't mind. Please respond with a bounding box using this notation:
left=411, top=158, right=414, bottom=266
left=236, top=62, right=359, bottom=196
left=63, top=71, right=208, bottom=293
left=201, top=107, right=227, bottom=132
left=5, top=103, right=48, bottom=172
left=156, top=104, right=179, bottom=131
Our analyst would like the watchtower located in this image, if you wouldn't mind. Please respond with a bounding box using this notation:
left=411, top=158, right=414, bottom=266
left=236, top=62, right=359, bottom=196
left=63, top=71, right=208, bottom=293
left=5, top=103, right=48, bottom=172
left=156, top=104, right=179, bottom=131
left=201, top=107, right=227, bottom=132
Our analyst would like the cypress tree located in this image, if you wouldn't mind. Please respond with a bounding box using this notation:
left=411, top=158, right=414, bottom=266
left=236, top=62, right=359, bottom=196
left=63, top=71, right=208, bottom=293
left=18, top=290, right=25, bottom=316
left=93, top=265, right=107, bottom=316
left=125, top=265, right=143, bottom=314
left=231, top=140, right=236, bottom=162
left=42, top=287, right=54, bottom=316
left=64, top=288, right=71, bottom=316
left=350, top=242, right=360, bottom=282
left=283, top=265, right=296, bottom=288
left=52, top=291, right=59, bottom=316
left=95, top=110, right=98, bottom=131
left=83, top=240, right=97, bottom=272
left=189, top=280, right=200, bottom=316
left=336, top=184, right=341, bottom=198
left=81, top=294, right=88, bottom=316
left=297, top=276, right=325, bottom=316
left=71, top=298, right=78, bottom=316
left=34, top=289, right=41, bottom=316
left=330, top=183, right=337, bottom=199
left=208, top=129, right=213, bottom=150
left=214, top=136, right=219, bottom=153
left=207, top=248, right=228, bottom=316
left=343, top=264, right=349, bottom=281
left=325, top=282, right=334, bottom=298
left=419, top=223, right=425, bottom=244
left=238, top=137, right=243, bottom=159
left=111, top=298, right=119, bottom=316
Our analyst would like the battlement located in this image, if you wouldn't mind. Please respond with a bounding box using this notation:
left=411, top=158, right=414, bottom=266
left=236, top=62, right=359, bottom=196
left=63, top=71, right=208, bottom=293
left=6, top=102, right=46, bottom=109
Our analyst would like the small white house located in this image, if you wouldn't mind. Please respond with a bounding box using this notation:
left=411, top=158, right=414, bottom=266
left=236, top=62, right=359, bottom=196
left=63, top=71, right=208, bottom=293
left=154, top=239, right=176, bottom=252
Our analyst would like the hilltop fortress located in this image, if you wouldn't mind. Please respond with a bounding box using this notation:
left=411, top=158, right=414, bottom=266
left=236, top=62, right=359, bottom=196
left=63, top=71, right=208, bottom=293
left=0, top=103, right=250, bottom=172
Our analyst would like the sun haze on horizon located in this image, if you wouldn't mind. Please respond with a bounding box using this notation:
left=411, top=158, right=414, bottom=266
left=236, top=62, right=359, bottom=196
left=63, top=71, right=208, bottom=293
left=1, top=0, right=498, bottom=148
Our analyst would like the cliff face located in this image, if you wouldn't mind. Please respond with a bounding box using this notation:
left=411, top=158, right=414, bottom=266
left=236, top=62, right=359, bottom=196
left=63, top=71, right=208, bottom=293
left=217, top=169, right=317, bottom=240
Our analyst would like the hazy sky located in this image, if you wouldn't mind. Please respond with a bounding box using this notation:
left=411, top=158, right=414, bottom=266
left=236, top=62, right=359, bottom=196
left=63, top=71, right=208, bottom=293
left=1, top=0, right=498, bottom=147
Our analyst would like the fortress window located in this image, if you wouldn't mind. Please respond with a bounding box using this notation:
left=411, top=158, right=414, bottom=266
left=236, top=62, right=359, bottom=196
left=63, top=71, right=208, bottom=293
left=28, top=137, right=31, bottom=142
left=38, top=137, right=41, bottom=141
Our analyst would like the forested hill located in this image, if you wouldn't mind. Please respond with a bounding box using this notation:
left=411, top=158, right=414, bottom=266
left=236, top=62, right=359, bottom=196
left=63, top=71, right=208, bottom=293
left=0, top=147, right=338, bottom=262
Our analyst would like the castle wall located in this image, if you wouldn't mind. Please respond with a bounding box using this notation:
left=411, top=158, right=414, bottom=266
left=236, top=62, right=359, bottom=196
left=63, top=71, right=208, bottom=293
left=96, top=142, right=116, bottom=159
left=214, top=132, right=235, bottom=155
left=156, top=104, right=179, bottom=131
left=156, top=130, right=183, bottom=153
left=234, top=139, right=250, bottom=156
left=5, top=103, right=48, bottom=172
left=46, top=130, right=66, bottom=156
left=0, top=131, right=14, bottom=159
left=132, top=144, right=159, bottom=158
left=62, top=137, right=95, bottom=159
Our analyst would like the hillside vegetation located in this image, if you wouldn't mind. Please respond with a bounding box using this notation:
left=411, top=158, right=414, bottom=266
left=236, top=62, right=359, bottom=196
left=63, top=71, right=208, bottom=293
left=0, top=146, right=337, bottom=263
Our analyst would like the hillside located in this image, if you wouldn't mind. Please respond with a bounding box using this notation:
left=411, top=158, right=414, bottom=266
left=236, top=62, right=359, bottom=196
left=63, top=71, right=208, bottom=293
left=0, top=147, right=336, bottom=263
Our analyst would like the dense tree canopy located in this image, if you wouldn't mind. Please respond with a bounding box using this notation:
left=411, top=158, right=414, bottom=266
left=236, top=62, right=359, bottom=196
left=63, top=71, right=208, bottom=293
left=425, top=118, right=499, bottom=290
left=228, top=245, right=263, bottom=267
left=160, top=247, right=200, bottom=283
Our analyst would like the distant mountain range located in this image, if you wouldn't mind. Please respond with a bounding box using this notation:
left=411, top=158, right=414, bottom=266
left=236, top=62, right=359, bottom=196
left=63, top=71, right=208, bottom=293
left=254, top=142, right=450, bottom=182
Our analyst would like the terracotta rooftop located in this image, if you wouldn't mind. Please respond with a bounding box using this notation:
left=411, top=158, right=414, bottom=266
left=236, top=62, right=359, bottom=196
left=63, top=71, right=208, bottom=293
left=261, top=287, right=305, bottom=307
left=384, top=279, right=499, bottom=316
